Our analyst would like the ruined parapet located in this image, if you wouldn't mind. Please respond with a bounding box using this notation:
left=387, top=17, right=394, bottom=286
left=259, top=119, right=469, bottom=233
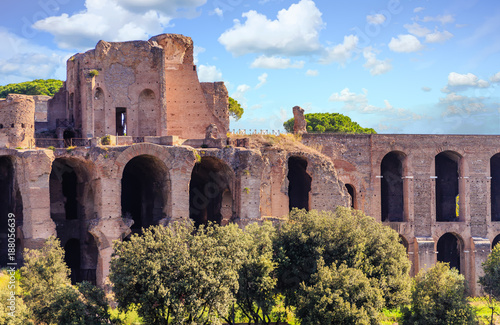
left=201, top=82, right=229, bottom=136
left=149, top=33, right=194, bottom=65
left=293, top=106, right=307, bottom=134
left=0, top=94, right=35, bottom=148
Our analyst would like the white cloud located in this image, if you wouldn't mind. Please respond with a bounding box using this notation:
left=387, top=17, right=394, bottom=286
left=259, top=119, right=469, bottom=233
left=33, top=0, right=206, bottom=50
left=413, top=7, right=425, bottom=13
left=210, top=7, right=223, bottom=18
left=231, top=84, right=251, bottom=108
left=193, top=46, right=205, bottom=64
left=425, top=30, right=453, bottom=43
left=250, top=55, right=305, bottom=69
left=367, top=13, right=386, bottom=25
left=306, top=69, right=318, bottom=76
left=0, top=28, right=69, bottom=84
left=197, top=64, right=222, bottom=82
left=218, top=0, right=324, bottom=56
left=320, top=35, right=359, bottom=65
left=490, top=72, right=500, bottom=83
left=447, top=72, right=489, bottom=88
left=421, top=14, right=454, bottom=25
left=388, top=34, right=424, bottom=53
left=256, top=73, right=268, bottom=89
left=421, top=86, right=432, bottom=92
left=404, top=22, right=430, bottom=37
left=329, top=88, right=368, bottom=106
left=363, top=47, right=392, bottom=76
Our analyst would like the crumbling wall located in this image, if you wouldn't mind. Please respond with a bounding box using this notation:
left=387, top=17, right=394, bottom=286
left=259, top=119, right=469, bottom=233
left=0, top=94, right=35, bottom=148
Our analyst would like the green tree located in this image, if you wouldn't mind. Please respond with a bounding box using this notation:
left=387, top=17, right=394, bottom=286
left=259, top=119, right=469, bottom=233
left=295, top=259, right=384, bottom=325
left=402, top=262, right=478, bottom=325
left=229, top=97, right=244, bottom=120
left=479, top=244, right=500, bottom=324
left=283, top=112, right=376, bottom=134
left=274, top=208, right=411, bottom=309
left=232, top=221, right=277, bottom=324
left=0, top=270, right=32, bottom=325
left=20, top=236, right=112, bottom=325
left=110, top=222, right=246, bottom=324
left=0, top=79, right=63, bottom=98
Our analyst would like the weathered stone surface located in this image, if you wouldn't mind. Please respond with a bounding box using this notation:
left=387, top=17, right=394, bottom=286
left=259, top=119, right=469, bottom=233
left=0, top=94, right=35, bottom=148
left=292, top=106, right=307, bottom=134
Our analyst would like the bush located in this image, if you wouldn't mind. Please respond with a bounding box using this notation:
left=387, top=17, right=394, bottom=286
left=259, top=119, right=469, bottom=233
left=401, top=262, right=478, bottom=325
left=283, top=112, right=376, bottom=134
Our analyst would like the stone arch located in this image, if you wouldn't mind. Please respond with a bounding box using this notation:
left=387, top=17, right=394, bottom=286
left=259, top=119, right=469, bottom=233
left=437, top=232, right=463, bottom=273
left=345, top=183, right=356, bottom=209
left=381, top=151, right=406, bottom=222
left=287, top=156, right=311, bottom=211
left=121, top=154, right=169, bottom=234
left=492, top=234, right=500, bottom=249
left=49, top=158, right=98, bottom=284
left=435, top=151, right=462, bottom=222
left=491, top=153, right=500, bottom=221
left=138, top=89, right=157, bottom=137
left=94, top=87, right=105, bottom=137
left=189, top=156, right=234, bottom=227
left=115, top=143, right=175, bottom=179
left=0, top=156, right=23, bottom=267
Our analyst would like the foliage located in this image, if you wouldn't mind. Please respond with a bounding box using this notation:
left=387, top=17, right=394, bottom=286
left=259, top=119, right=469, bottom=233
left=0, top=79, right=63, bottom=98
left=0, top=269, right=32, bottom=325
left=233, top=222, right=277, bottom=324
left=273, top=207, right=411, bottom=309
left=20, top=236, right=112, bottom=325
left=229, top=97, right=244, bottom=120
left=101, top=135, right=111, bottom=145
left=480, top=244, right=500, bottom=300
left=401, top=262, right=478, bottom=325
left=295, top=259, right=384, bottom=325
left=110, top=222, right=246, bottom=324
left=283, top=112, right=377, bottom=134
left=89, top=69, right=99, bottom=77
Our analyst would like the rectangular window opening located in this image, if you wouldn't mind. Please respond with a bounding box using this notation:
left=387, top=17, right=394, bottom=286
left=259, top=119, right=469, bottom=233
left=116, top=107, right=127, bottom=136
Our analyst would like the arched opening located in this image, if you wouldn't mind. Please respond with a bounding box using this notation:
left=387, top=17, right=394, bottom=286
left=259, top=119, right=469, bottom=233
left=50, top=158, right=97, bottom=284
left=288, top=156, right=311, bottom=211
left=0, top=156, right=19, bottom=267
left=492, top=234, right=500, bottom=249
left=93, top=88, right=105, bottom=137
left=345, top=184, right=356, bottom=209
left=437, top=233, right=462, bottom=273
left=121, top=155, right=169, bottom=234
left=189, top=157, right=233, bottom=227
left=435, top=151, right=461, bottom=222
left=491, top=154, right=500, bottom=221
left=138, top=89, right=157, bottom=137
left=381, top=152, right=405, bottom=222
left=65, top=238, right=81, bottom=284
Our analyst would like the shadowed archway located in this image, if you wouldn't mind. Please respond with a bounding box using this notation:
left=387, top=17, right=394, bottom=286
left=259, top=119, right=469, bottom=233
left=288, top=156, right=311, bottom=211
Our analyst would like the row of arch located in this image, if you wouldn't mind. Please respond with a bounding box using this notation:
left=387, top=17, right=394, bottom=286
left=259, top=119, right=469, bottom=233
left=345, top=150, right=500, bottom=222
left=0, top=154, right=312, bottom=285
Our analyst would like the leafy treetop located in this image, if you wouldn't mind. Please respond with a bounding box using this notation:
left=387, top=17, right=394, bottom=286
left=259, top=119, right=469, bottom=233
left=229, top=97, right=243, bottom=120
left=283, top=112, right=377, bottom=134
left=0, top=79, right=63, bottom=98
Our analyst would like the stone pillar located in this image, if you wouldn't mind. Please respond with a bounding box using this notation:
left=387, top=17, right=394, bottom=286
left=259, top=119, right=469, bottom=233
left=471, top=237, right=491, bottom=296
left=292, top=106, right=307, bottom=134
left=415, top=236, right=436, bottom=273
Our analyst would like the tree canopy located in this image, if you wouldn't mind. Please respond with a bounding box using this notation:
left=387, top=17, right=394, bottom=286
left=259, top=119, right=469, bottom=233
left=283, top=112, right=376, bottom=134
left=229, top=97, right=244, bottom=120
left=0, top=79, right=63, bottom=98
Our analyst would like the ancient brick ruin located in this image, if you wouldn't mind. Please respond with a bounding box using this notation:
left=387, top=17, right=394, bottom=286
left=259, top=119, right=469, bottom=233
left=0, top=33, right=496, bottom=295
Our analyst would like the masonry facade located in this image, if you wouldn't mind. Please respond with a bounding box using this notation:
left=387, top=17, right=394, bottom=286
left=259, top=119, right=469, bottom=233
left=0, top=33, right=496, bottom=296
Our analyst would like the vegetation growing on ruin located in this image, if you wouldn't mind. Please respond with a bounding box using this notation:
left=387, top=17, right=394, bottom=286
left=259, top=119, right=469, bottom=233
left=0, top=79, right=63, bottom=98
left=283, top=112, right=377, bottom=134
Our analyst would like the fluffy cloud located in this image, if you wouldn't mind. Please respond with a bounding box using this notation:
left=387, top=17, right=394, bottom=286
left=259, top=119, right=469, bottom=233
left=197, top=65, right=222, bottom=82
left=363, top=47, right=392, bottom=76
left=33, top=0, right=206, bottom=50
left=447, top=72, right=489, bottom=88
left=250, top=55, right=304, bottom=69
left=0, top=28, right=69, bottom=84
left=367, top=13, right=386, bottom=25
left=490, top=72, right=500, bottom=83
left=413, top=7, right=425, bottom=13
left=320, top=35, right=359, bottom=65
left=425, top=30, right=453, bottom=43
left=218, top=0, right=324, bottom=56
left=306, top=69, right=319, bottom=76
left=421, top=14, right=454, bottom=25
left=421, top=86, right=432, bottom=92
left=256, top=73, right=268, bottom=89
left=388, top=34, right=424, bottom=53
left=404, top=22, right=430, bottom=37
left=231, top=84, right=251, bottom=109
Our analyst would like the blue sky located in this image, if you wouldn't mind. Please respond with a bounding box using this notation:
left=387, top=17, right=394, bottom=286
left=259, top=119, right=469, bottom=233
left=1, top=0, right=500, bottom=134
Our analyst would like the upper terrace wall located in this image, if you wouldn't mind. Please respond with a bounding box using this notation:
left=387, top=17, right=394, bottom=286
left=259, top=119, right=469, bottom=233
left=63, top=33, right=229, bottom=140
